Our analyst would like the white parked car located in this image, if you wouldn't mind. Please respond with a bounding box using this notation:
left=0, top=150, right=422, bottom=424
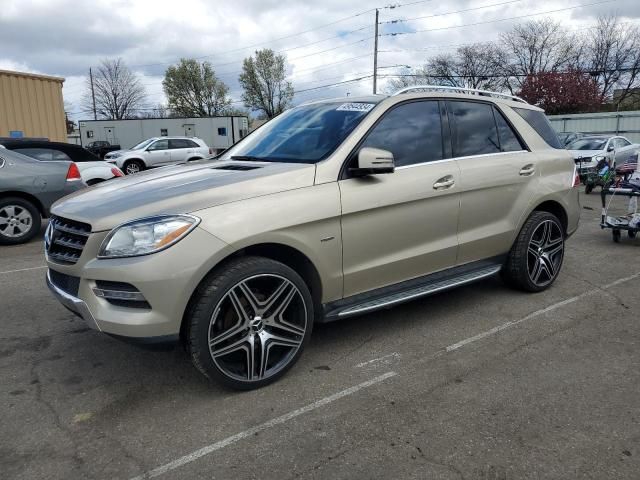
left=0, top=140, right=124, bottom=185
left=105, top=137, right=211, bottom=174
left=567, top=135, right=640, bottom=175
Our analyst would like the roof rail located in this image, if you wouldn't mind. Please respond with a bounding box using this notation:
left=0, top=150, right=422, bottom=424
left=392, top=85, right=528, bottom=104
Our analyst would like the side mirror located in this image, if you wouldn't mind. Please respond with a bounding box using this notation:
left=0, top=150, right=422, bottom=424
left=350, top=147, right=395, bottom=177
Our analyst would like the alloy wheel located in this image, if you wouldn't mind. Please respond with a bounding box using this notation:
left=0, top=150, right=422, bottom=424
left=125, top=163, right=140, bottom=174
left=208, top=274, right=308, bottom=382
left=527, top=219, right=564, bottom=287
left=0, top=205, right=33, bottom=238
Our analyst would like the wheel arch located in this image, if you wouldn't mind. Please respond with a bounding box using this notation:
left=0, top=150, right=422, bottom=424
left=0, top=191, right=47, bottom=217
left=532, top=200, right=568, bottom=235
left=180, top=242, right=324, bottom=342
left=123, top=157, right=146, bottom=167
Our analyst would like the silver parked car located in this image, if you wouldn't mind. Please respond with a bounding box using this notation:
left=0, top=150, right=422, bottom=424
left=105, top=136, right=211, bottom=174
left=0, top=148, right=85, bottom=244
left=568, top=135, right=640, bottom=175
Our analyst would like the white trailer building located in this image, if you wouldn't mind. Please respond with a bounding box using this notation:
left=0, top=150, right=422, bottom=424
left=78, top=116, right=249, bottom=151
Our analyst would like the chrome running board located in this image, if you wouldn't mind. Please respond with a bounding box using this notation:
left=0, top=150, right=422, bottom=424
left=324, top=264, right=501, bottom=321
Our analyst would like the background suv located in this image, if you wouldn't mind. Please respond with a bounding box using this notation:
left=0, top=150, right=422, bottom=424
left=105, top=136, right=210, bottom=174
left=46, top=86, right=579, bottom=390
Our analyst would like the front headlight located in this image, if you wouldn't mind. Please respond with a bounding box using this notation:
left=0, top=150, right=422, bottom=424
left=98, top=215, right=200, bottom=258
left=594, top=155, right=606, bottom=162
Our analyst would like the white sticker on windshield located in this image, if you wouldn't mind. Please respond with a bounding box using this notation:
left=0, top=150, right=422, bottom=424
left=336, top=103, right=376, bottom=112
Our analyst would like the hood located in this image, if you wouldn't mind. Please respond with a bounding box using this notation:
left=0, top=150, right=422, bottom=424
left=569, top=149, right=602, bottom=160
left=105, top=149, right=127, bottom=157
left=51, top=160, right=316, bottom=231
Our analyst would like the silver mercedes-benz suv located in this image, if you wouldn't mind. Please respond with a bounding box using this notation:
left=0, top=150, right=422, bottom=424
left=45, top=86, right=580, bottom=389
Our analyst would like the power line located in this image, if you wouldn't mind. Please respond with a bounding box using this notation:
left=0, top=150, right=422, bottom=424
left=382, top=0, right=617, bottom=37
left=379, top=0, right=524, bottom=25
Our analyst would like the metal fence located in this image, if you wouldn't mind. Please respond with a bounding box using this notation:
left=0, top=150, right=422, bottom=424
left=548, top=111, right=640, bottom=143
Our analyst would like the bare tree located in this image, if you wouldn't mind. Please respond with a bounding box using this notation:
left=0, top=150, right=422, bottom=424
left=383, top=66, right=431, bottom=93
left=426, top=43, right=507, bottom=90
left=83, top=58, right=146, bottom=119
left=499, top=19, right=580, bottom=91
left=585, top=15, right=640, bottom=104
left=239, top=49, right=293, bottom=119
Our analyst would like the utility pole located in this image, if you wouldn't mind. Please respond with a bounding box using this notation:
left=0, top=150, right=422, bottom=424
left=373, top=8, right=379, bottom=94
left=89, top=67, right=97, bottom=120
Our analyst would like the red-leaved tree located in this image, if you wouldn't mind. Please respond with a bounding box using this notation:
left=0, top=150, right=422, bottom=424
left=518, top=70, right=602, bottom=114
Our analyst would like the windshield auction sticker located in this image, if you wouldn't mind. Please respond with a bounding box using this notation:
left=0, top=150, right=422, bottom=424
left=336, top=103, right=376, bottom=112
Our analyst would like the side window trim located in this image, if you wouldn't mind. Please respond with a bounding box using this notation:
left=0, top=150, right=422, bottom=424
left=340, top=99, right=446, bottom=179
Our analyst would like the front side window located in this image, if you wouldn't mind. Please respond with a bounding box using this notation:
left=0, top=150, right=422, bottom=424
left=360, top=101, right=444, bottom=167
left=220, top=101, right=379, bottom=163
left=132, top=139, right=155, bottom=150
left=513, top=107, right=563, bottom=149
left=148, top=139, right=169, bottom=151
left=448, top=101, right=500, bottom=157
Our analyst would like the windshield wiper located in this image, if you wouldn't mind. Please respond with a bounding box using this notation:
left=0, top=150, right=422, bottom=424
left=230, top=155, right=269, bottom=162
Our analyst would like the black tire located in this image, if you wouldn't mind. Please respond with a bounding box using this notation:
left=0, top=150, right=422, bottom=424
left=613, top=229, right=621, bottom=243
left=86, top=178, right=105, bottom=186
left=187, top=157, right=203, bottom=162
left=584, top=183, right=593, bottom=194
left=0, top=197, right=42, bottom=245
left=186, top=256, right=314, bottom=390
left=123, top=159, right=144, bottom=175
left=502, top=211, right=565, bottom=292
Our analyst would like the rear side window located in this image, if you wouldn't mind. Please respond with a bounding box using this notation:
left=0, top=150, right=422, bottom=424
left=448, top=101, right=500, bottom=157
left=360, top=100, right=444, bottom=167
left=513, top=107, right=562, bottom=149
left=187, top=139, right=200, bottom=148
left=169, top=139, right=188, bottom=149
left=493, top=107, right=525, bottom=152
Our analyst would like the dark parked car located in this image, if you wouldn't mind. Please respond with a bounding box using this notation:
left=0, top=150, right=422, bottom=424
left=86, top=140, right=121, bottom=158
left=0, top=148, right=85, bottom=244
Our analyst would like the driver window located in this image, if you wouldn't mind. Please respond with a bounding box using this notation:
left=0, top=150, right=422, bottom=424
left=148, top=139, right=169, bottom=151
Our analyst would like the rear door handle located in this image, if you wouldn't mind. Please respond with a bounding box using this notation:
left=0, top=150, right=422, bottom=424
left=519, top=164, right=536, bottom=176
left=433, top=175, right=455, bottom=190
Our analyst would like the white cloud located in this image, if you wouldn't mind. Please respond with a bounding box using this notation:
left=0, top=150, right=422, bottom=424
left=1, top=0, right=637, bottom=119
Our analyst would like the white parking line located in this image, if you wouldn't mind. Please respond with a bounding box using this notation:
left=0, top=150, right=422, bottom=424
left=130, top=270, right=640, bottom=479
left=355, top=352, right=401, bottom=368
left=130, top=371, right=398, bottom=480
left=446, top=271, right=640, bottom=352
left=0, top=265, right=46, bottom=275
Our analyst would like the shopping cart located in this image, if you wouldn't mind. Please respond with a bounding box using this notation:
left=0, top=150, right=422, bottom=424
left=600, top=180, right=640, bottom=242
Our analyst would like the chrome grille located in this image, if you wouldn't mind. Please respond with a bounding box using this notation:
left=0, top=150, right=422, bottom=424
left=46, top=216, right=91, bottom=265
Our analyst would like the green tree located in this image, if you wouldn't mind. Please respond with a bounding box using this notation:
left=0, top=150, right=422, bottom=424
left=239, top=49, right=293, bottom=119
left=163, top=59, right=231, bottom=117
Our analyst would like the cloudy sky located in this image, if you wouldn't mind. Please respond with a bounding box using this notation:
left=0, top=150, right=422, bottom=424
left=1, top=0, right=639, bottom=120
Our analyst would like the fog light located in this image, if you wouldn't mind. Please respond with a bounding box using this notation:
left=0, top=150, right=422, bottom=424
left=93, top=288, right=147, bottom=302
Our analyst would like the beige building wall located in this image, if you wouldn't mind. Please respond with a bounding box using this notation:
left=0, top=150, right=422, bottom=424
left=0, top=69, right=66, bottom=142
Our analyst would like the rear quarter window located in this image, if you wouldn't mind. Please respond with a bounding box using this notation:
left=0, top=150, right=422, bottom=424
left=513, top=107, right=563, bottom=149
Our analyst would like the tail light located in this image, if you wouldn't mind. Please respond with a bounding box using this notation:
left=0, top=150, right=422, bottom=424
left=572, top=166, right=580, bottom=187
left=66, top=162, right=82, bottom=181
left=209, top=147, right=214, bottom=155
left=111, top=167, right=124, bottom=178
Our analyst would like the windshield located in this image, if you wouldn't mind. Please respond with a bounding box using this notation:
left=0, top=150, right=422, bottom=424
left=131, top=139, right=155, bottom=150
left=220, top=101, right=378, bottom=163
left=568, top=138, right=607, bottom=151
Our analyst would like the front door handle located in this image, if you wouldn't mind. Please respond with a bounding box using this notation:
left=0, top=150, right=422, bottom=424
left=433, top=175, right=455, bottom=190
left=519, top=164, right=536, bottom=176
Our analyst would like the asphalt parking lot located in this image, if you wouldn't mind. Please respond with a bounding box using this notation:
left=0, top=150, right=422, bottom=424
left=1, top=189, right=639, bottom=480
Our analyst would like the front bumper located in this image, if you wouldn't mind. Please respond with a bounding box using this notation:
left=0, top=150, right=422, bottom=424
left=46, top=269, right=100, bottom=330
left=46, top=226, right=230, bottom=340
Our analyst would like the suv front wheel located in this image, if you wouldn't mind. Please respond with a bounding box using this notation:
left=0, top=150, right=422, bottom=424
left=186, top=256, right=313, bottom=390
left=502, top=211, right=565, bottom=292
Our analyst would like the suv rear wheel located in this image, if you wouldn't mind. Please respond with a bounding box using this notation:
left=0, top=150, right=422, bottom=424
left=502, top=211, right=565, bottom=292
left=0, top=197, right=41, bottom=245
left=186, top=256, right=313, bottom=390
